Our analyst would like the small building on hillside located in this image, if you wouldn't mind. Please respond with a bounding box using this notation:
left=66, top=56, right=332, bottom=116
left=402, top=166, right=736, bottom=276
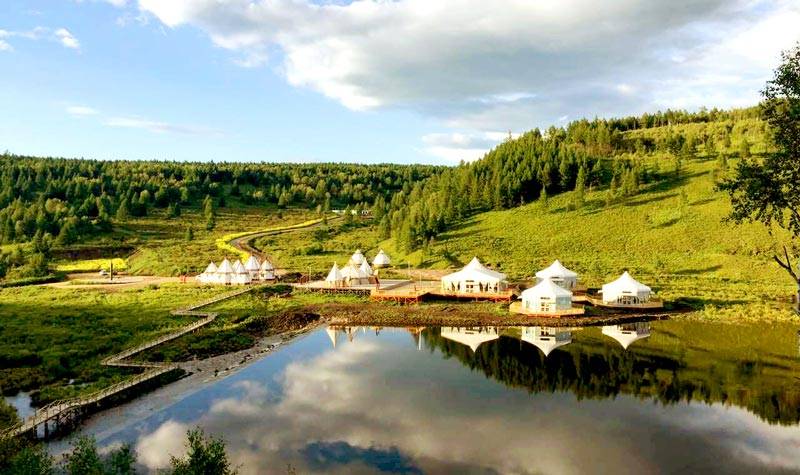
left=536, top=260, right=578, bottom=290
left=602, top=322, right=651, bottom=349
left=372, top=249, right=391, bottom=268
left=440, top=327, right=500, bottom=352
left=600, top=272, right=652, bottom=305
left=441, top=257, right=507, bottom=294
left=244, top=255, right=261, bottom=280
left=521, top=279, right=573, bottom=314
left=521, top=326, right=572, bottom=357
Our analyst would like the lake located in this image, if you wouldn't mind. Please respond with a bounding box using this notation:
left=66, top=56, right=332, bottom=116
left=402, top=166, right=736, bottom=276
left=63, top=320, right=800, bottom=474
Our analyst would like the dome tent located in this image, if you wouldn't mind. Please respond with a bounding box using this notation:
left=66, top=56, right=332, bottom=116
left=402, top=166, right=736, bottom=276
left=601, top=271, right=651, bottom=305
left=535, top=260, right=578, bottom=289
left=441, top=257, right=507, bottom=294
left=372, top=249, right=391, bottom=268
left=521, top=279, right=573, bottom=314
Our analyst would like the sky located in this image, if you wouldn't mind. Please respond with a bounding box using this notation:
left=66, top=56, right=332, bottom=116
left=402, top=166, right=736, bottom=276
left=0, top=0, right=798, bottom=165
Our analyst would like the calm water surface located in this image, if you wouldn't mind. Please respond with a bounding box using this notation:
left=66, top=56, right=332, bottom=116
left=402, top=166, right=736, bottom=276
left=73, top=320, right=800, bottom=474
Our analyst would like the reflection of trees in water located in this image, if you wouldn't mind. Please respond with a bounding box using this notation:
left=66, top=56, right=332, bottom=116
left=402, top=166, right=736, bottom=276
left=424, top=329, right=800, bottom=426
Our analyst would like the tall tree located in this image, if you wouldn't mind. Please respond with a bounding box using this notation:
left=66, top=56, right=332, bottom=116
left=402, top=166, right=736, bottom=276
left=720, top=44, right=800, bottom=311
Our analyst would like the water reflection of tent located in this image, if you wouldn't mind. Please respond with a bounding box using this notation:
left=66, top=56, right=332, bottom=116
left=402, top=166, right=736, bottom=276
left=406, top=327, right=426, bottom=351
left=520, top=327, right=573, bottom=357
left=440, top=327, right=500, bottom=352
left=602, top=322, right=651, bottom=349
left=326, top=327, right=338, bottom=349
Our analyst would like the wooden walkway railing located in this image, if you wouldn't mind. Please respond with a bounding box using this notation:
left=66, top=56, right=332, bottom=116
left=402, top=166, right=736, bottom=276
left=2, top=286, right=255, bottom=440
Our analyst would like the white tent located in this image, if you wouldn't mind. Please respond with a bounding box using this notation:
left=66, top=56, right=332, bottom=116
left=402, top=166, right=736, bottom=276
left=244, top=255, right=261, bottom=279
left=372, top=249, right=391, bottom=268
left=602, top=322, right=651, bottom=349
left=440, top=327, right=499, bottom=352
left=231, top=259, right=251, bottom=285
left=521, top=279, right=573, bottom=313
left=359, top=260, right=373, bottom=277
left=260, top=259, right=275, bottom=280
left=217, top=258, right=234, bottom=285
left=440, top=257, right=507, bottom=294
left=197, top=262, right=218, bottom=284
left=326, top=327, right=338, bottom=349
left=350, top=249, right=365, bottom=266
left=601, top=271, right=652, bottom=304
left=325, top=263, right=344, bottom=287
left=521, top=327, right=572, bottom=357
left=536, top=260, right=578, bottom=289
left=341, top=263, right=370, bottom=285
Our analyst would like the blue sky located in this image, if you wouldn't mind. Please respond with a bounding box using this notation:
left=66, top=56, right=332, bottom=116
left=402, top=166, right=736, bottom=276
left=1, top=0, right=798, bottom=165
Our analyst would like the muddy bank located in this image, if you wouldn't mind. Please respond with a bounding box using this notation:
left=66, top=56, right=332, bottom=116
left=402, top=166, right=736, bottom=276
left=313, top=302, right=672, bottom=327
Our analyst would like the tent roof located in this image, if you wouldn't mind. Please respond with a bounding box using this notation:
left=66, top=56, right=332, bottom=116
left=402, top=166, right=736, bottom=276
left=373, top=249, right=391, bottom=265
left=602, top=324, right=651, bottom=349
left=440, top=327, right=500, bottom=352
left=325, top=263, right=342, bottom=282
left=325, top=327, right=338, bottom=348
left=341, top=263, right=367, bottom=279
left=244, top=255, right=261, bottom=271
left=350, top=249, right=365, bottom=264
left=602, top=271, right=651, bottom=294
left=359, top=260, right=373, bottom=276
left=232, top=260, right=247, bottom=274
left=442, top=257, right=507, bottom=282
left=217, top=258, right=233, bottom=273
left=203, top=262, right=218, bottom=274
left=535, top=260, right=578, bottom=279
left=260, top=260, right=274, bottom=271
left=521, top=278, right=573, bottom=299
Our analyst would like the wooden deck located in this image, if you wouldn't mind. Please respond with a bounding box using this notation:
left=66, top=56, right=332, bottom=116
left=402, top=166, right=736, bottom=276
left=508, top=301, right=586, bottom=317
left=585, top=296, right=664, bottom=310
left=2, top=286, right=255, bottom=441
left=370, top=281, right=516, bottom=304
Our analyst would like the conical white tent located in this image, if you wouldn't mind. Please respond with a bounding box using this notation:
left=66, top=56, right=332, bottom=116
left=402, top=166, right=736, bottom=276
left=260, top=259, right=275, bottom=280
left=341, top=263, right=369, bottom=285
left=197, top=262, right=219, bottom=284
left=326, top=327, right=338, bottom=348
left=441, top=257, right=507, bottom=294
left=601, top=272, right=651, bottom=304
left=440, top=327, right=499, bottom=352
left=521, top=327, right=572, bottom=357
left=372, top=249, right=391, bottom=268
left=244, top=255, right=261, bottom=279
left=521, top=279, right=573, bottom=313
left=602, top=323, right=651, bottom=349
left=231, top=259, right=251, bottom=285
left=217, top=258, right=234, bottom=285
left=359, top=260, right=373, bottom=277
left=535, top=260, right=578, bottom=289
left=325, top=263, right=344, bottom=287
left=350, top=249, right=365, bottom=265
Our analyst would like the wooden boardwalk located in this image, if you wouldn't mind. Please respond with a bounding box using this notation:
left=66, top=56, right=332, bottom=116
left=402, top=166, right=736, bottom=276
left=370, top=281, right=516, bottom=304
left=585, top=296, right=664, bottom=310
left=2, top=286, right=255, bottom=440
left=508, top=301, right=586, bottom=318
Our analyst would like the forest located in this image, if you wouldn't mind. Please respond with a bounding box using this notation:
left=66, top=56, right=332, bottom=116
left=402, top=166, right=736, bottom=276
left=0, top=105, right=768, bottom=281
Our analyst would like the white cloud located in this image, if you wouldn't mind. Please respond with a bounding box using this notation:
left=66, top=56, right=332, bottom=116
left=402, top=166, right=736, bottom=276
left=421, top=130, right=518, bottom=162
left=0, top=26, right=82, bottom=51
left=136, top=420, right=188, bottom=469
left=55, top=28, right=80, bottom=49
left=66, top=105, right=99, bottom=117
left=135, top=0, right=800, bottom=133
left=106, top=116, right=223, bottom=136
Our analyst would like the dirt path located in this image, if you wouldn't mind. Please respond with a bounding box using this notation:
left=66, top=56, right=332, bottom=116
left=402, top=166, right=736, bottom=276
left=42, top=273, right=181, bottom=291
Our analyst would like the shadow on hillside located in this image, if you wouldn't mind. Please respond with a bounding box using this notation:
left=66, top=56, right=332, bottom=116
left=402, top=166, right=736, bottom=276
left=625, top=193, right=678, bottom=208
left=653, top=217, right=681, bottom=229
left=673, top=265, right=723, bottom=275
left=690, top=198, right=716, bottom=206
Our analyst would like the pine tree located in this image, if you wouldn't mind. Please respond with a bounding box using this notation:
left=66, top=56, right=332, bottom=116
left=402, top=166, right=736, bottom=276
left=574, top=165, right=587, bottom=208
left=115, top=197, right=129, bottom=222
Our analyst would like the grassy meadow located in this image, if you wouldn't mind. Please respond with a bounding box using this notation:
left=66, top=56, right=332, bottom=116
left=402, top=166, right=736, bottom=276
left=0, top=283, right=230, bottom=404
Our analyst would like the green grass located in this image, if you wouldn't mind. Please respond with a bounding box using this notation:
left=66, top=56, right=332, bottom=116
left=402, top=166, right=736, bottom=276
left=258, top=158, right=798, bottom=321
left=0, top=283, right=230, bottom=404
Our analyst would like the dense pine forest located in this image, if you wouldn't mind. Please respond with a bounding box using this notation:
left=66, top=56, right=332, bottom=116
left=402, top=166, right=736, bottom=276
left=380, top=106, right=768, bottom=251
left=0, top=106, right=768, bottom=281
